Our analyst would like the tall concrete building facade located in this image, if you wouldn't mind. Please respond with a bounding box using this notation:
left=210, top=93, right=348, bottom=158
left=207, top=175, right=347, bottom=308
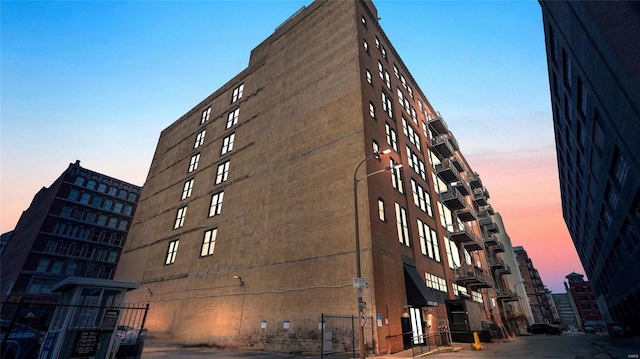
left=1, top=160, right=141, bottom=300
left=552, top=292, right=580, bottom=331
left=115, top=0, right=514, bottom=354
left=539, top=0, right=640, bottom=331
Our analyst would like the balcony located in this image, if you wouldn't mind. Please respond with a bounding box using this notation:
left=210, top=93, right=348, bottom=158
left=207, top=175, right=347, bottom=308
left=454, top=207, right=476, bottom=222
left=450, top=153, right=465, bottom=172
left=427, top=112, right=448, bottom=135
left=449, top=227, right=483, bottom=251
left=436, top=159, right=461, bottom=183
left=431, top=133, right=456, bottom=159
left=440, top=187, right=466, bottom=210
left=473, top=187, right=490, bottom=206
left=499, top=263, right=512, bottom=275
left=452, top=181, right=471, bottom=196
left=477, top=204, right=494, bottom=216
left=454, top=265, right=493, bottom=289
left=468, top=172, right=483, bottom=189
left=496, top=287, right=519, bottom=302
left=483, top=234, right=499, bottom=246
left=488, top=256, right=506, bottom=270
left=478, top=213, right=500, bottom=234
left=447, top=132, right=460, bottom=151
left=490, top=242, right=505, bottom=253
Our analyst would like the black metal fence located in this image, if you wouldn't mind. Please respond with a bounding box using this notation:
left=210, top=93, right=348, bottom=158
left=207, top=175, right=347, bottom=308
left=320, top=314, right=374, bottom=358
left=1, top=298, right=148, bottom=359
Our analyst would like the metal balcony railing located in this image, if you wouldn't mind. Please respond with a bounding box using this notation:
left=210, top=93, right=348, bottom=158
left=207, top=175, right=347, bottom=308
left=427, top=112, right=448, bottom=135
left=454, top=265, right=493, bottom=289
left=430, top=133, right=456, bottom=159
left=452, top=180, right=471, bottom=196
left=454, top=207, right=476, bottom=222
left=435, top=159, right=461, bottom=183
left=473, top=187, right=489, bottom=206
left=449, top=227, right=482, bottom=251
left=468, top=172, right=483, bottom=189
left=440, top=187, right=466, bottom=210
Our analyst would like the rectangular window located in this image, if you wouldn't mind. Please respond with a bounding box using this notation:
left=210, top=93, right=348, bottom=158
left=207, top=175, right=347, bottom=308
left=102, top=199, right=113, bottom=211
left=174, top=206, right=187, bottom=229
left=165, top=239, right=179, bottom=265
left=406, top=146, right=427, bottom=181
left=194, top=130, right=206, bottom=149
left=74, top=176, right=85, bottom=186
left=80, top=193, right=91, bottom=204
left=97, top=183, right=107, bottom=193
left=113, top=202, right=123, bottom=214
left=201, top=228, right=218, bottom=257
left=188, top=153, right=200, bottom=173
left=395, top=203, right=410, bottom=246
left=107, top=217, right=118, bottom=228
left=221, top=133, right=236, bottom=155
left=68, top=189, right=80, bottom=201
left=425, top=272, right=447, bottom=292
left=378, top=198, right=385, bottom=221
left=402, top=117, right=421, bottom=151
left=472, top=291, right=483, bottom=303
left=209, top=192, right=224, bottom=217
left=444, top=238, right=461, bottom=269
left=366, top=70, right=372, bottom=84
left=418, top=219, right=440, bottom=262
left=86, top=180, right=96, bottom=190
left=369, top=102, right=376, bottom=119
left=182, top=179, right=194, bottom=200
left=385, top=123, right=397, bottom=151
left=382, top=92, right=393, bottom=118
left=36, top=258, right=50, bottom=272
left=216, top=161, right=230, bottom=185
left=226, top=108, right=240, bottom=129
left=117, top=219, right=128, bottom=231
left=91, top=196, right=102, bottom=207
left=411, top=179, right=433, bottom=216
left=231, top=83, right=244, bottom=103
left=201, top=107, right=211, bottom=124
left=390, top=158, right=404, bottom=194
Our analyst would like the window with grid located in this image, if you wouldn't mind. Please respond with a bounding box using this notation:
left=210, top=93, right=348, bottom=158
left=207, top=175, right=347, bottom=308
left=390, top=158, right=404, bottom=194
left=385, top=123, right=397, bottom=151
left=382, top=91, right=393, bottom=118
left=395, top=203, right=410, bottom=246
left=216, top=161, right=230, bottom=184
left=165, top=239, right=179, bottom=265
left=231, top=84, right=244, bottom=103
left=221, top=133, right=235, bottom=155
left=369, top=102, right=376, bottom=119
left=188, top=153, right=200, bottom=173
left=366, top=70, right=372, bottom=84
left=174, top=207, right=187, bottom=229
left=194, top=130, right=206, bottom=149
left=402, top=117, right=421, bottom=151
left=418, top=219, right=440, bottom=262
left=182, top=179, right=194, bottom=200
left=201, top=107, right=211, bottom=125
left=411, top=179, right=433, bottom=216
left=226, top=108, right=240, bottom=129
left=209, top=192, right=224, bottom=217
left=378, top=198, right=385, bottom=221
left=201, top=228, right=217, bottom=257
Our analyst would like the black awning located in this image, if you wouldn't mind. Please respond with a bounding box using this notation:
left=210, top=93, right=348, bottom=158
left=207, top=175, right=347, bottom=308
left=403, top=264, right=444, bottom=307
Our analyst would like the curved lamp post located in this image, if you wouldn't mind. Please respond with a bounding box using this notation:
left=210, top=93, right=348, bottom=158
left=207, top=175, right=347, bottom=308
left=353, top=149, right=401, bottom=359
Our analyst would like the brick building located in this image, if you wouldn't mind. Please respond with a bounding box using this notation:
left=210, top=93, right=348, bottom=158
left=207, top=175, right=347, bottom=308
left=565, top=272, right=605, bottom=329
left=115, top=0, right=515, bottom=354
left=514, top=246, right=554, bottom=324
left=1, top=160, right=141, bottom=300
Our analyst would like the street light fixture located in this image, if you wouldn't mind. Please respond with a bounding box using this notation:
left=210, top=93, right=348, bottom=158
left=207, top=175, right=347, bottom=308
left=353, top=149, right=399, bottom=359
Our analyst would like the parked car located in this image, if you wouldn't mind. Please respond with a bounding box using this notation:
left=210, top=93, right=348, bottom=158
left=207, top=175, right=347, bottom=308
left=527, top=323, right=563, bottom=335
left=607, top=323, right=633, bottom=339
left=115, top=325, right=146, bottom=345
left=584, top=326, right=596, bottom=334
left=0, top=319, right=44, bottom=359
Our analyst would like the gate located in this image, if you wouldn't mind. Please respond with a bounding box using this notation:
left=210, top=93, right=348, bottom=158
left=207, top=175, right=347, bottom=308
left=320, top=314, right=374, bottom=358
left=1, top=298, right=148, bottom=359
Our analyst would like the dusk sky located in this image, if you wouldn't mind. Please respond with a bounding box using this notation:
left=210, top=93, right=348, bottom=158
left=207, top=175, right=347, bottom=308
left=1, top=0, right=583, bottom=292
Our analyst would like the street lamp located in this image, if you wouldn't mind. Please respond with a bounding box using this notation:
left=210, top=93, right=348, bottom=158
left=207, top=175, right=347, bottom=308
left=353, top=149, right=400, bottom=359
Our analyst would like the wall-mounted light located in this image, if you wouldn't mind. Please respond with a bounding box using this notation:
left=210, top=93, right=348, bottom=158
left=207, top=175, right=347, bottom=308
left=234, top=275, right=244, bottom=286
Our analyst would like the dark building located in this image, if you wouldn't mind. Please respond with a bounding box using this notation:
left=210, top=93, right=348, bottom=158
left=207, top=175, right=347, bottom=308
left=539, top=0, right=640, bottom=331
left=0, top=231, right=13, bottom=257
left=114, top=0, right=516, bottom=354
left=1, top=160, right=141, bottom=300
left=565, top=272, right=604, bottom=329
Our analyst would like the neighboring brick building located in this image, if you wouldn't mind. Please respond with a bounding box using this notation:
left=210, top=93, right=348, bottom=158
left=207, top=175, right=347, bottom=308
left=539, top=0, right=640, bottom=331
left=115, top=0, right=516, bottom=354
left=1, top=160, right=141, bottom=300
left=565, top=272, right=605, bottom=329
left=514, top=246, right=554, bottom=324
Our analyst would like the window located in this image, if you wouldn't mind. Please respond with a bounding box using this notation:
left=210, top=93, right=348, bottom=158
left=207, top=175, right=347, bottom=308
left=385, top=123, right=397, bottom=151
left=377, top=61, right=390, bottom=88
left=86, top=180, right=96, bottom=190
left=612, top=151, right=629, bottom=188
left=102, top=199, right=113, bottom=211
left=51, top=260, right=64, bottom=274
left=425, top=272, right=447, bottom=292
left=165, top=239, right=179, bottom=265
left=378, top=198, right=385, bottom=221
left=402, top=117, right=421, bottom=151
left=91, top=196, right=102, bottom=207
left=174, top=206, right=187, bottom=229
left=411, top=179, right=433, bottom=216
left=123, top=205, right=133, bottom=216
left=80, top=193, right=91, bottom=204
left=407, top=146, right=427, bottom=181
left=182, top=179, right=194, bottom=200
left=366, top=70, right=372, bottom=84
left=117, top=220, right=128, bottom=231
left=74, top=176, right=85, bottom=186
left=188, top=153, right=200, bottom=173
left=107, top=250, right=118, bottom=263
left=68, top=189, right=80, bottom=201
left=382, top=92, right=393, bottom=118
left=369, top=102, right=376, bottom=119
left=128, top=193, right=137, bottom=202
left=372, top=140, right=380, bottom=159
left=472, top=291, right=483, bottom=303
left=445, top=238, right=461, bottom=269
left=393, top=64, right=399, bottom=78
left=194, top=130, right=206, bottom=148
left=221, top=133, right=236, bottom=155
left=390, top=158, right=404, bottom=193
left=118, top=190, right=127, bottom=199
left=113, top=202, right=123, bottom=214
left=97, top=183, right=107, bottom=193
left=363, top=39, right=369, bottom=53
left=361, top=15, right=367, bottom=27
left=418, top=219, right=440, bottom=261
left=226, top=108, right=240, bottom=129
left=61, top=206, right=73, bottom=217
left=201, top=107, right=211, bottom=124
left=108, top=186, right=117, bottom=196
left=216, top=161, right=230, bottom=184
left=231, top=83, right=244, bottom=103
left=209, top=192, right=224, bottom=217
left=107, top=217, right=118, bottom=228
left=201, top=228, right=217, bottom=257
left=36, top=259, right=50, bottom=272
left=395, top=203, right=410, bottom=246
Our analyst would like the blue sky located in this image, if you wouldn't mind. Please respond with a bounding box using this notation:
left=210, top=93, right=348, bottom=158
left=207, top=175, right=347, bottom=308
left=1, top=0, right=580, bottom=292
